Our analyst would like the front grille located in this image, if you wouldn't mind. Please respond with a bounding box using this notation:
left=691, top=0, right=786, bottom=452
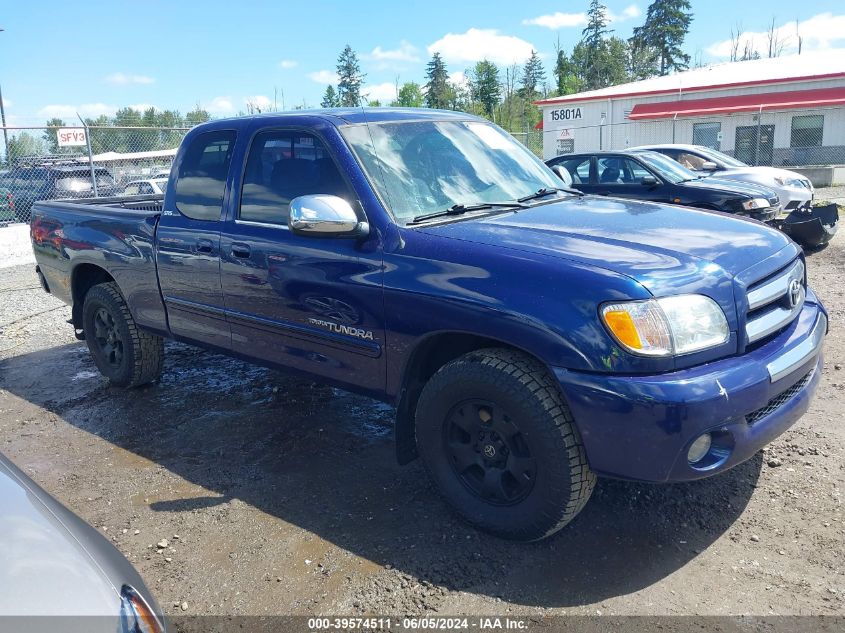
left=745, top=259, right=805, bottom=345
left=746, top=369, right=814, bottom=425
left=785, top=200, right=800, bottom=211
left=768, top=195, right=779, bottom=207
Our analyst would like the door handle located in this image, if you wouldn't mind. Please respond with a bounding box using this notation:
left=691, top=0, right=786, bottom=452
left=195, top=238, right=213, bottom=253
left=231, top=242, right=251, bottom=258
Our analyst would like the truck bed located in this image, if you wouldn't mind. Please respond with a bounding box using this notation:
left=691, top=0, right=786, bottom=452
left=30, top=195, right=169, bottom=335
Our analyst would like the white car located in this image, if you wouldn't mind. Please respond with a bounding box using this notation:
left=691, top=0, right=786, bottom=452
left=122, top=178, right=168, bottom=196
left=633, top=144, right=813, bottom=214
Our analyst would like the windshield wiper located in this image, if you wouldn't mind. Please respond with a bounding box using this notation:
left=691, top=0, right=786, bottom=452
left=409, top=201, right=528, bottom=224
left=517, top=186, right=584, bottom=203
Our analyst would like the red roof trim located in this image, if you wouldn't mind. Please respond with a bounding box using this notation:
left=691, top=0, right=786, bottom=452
left=627, top=86, right=845, bottom=120
left=533, top=71, right=845, bottom=106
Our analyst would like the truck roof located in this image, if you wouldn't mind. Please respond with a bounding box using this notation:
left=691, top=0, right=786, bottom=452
left=207, top=107, right=485, bottom=127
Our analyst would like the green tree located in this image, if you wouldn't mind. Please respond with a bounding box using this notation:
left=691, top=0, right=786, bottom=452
left=8, top=132, right=46, bottom=161
left=632, top=0, right=693, bottom=75
left=336, top=45, right=364, bottom=107
left=185, top=105, right=211, bottom=127
left=554, top=48, right=583, bottom=95
left=392, top=82, right=424, bottom=107
left=42, top=118, right=66, bottom=153
left=580, top=0, right=612, bottom=90
left=321, top=85, right=339, bottom=108
left=470, top=60, right=501, bottom=118
left=628, top=31, right=661, bottom=80
left=519, top=50, right=546, bottom=100
left=424, top=52, right=451, bottom=109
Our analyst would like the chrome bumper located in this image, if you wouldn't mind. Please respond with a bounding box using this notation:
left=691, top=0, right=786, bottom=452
left=767, top=312, right=827, bottom=382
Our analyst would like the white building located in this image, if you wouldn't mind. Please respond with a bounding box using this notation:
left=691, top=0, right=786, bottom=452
left=535, top=50, right=845, bottom=166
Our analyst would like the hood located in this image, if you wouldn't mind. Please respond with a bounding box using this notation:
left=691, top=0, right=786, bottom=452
left=715, top=165, right=809, bottom=185
left=0, top=454, right=156, bottom=621
left=686, top=176, right=777, bottom=199
left=418, top=195, right=793, bottom=297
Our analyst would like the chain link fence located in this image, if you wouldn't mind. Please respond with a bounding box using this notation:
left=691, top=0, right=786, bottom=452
left=0, top=126, right=189, bottom=224
left=509, top=130, right=543, bottom=158
left=540, top=105, right=845, bottom=167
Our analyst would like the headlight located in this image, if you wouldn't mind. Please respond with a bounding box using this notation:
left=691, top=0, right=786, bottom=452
left=741, top=198, right=770, bottom=211
left=120, top=585, right=165, bottom=633
left=601, top=294, right=729, bottom=357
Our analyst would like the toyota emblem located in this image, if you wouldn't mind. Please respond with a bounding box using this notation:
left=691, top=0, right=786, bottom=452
left=788, top=279, right=802, bottom=308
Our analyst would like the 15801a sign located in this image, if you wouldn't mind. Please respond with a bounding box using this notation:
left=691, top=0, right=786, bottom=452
left=57, top=128, right=88, bottom=147
left=549, top=107, right=583, bottom=122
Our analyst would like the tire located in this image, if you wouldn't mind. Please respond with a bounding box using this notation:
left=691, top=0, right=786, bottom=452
left=415, top=348, right=595, bottom=541
left=82, top=282, right=164, bottom=387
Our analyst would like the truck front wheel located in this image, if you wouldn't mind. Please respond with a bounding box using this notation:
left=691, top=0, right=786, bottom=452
left=81, top=282, right=164, bottom=387
left=415, top=348, right=595, bottom=541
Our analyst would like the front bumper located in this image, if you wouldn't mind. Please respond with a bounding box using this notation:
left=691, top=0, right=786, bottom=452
left=555, top=297, right=827, bottom=482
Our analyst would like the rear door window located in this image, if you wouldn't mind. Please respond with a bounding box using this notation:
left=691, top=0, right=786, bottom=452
left=597, top=157, right=651, bottom=184
left=174, top=130, right=236, bottom=221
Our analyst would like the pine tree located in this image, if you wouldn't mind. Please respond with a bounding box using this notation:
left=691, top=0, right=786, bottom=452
left=336, top=45, right=364, bottom=107
left=321, top=85, right=339, bottom=108
left=581, top=0, right=612, bottom=90
left=519, top=50, right=546, bottom=100
left=470, top=60, right=501, bottom=118
left=628, top=31, right=661, bottom=80
left=424, top=52, right=450, bottom=109
left=554, top=49, right=582, bottom=95
left=632, top=0, right=693, bottom=75
left=42, top=117, right=66, bottom=153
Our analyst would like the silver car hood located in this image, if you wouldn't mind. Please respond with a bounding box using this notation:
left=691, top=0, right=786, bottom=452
left=717, top=165, right=807, bottom=182
left=0, top=454, right=135, bottom=620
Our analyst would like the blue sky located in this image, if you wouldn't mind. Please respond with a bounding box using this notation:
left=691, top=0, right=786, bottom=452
left=1, top=0, right=843, bottom=125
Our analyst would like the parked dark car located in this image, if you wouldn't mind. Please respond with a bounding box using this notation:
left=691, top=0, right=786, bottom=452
left=0, top=452, right=166, bottom=630
left=0, top=162, right=120, bottom=220
left=547, top=150, right=781, bottom=222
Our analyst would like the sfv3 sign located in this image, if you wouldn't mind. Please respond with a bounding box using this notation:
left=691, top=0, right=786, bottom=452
left=57, top=128, right=88, bottom=147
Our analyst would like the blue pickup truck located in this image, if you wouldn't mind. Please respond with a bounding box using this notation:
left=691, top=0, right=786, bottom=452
left=30, top=109, right=827, bottom=541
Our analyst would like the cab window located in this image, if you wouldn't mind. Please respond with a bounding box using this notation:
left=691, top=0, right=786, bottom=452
left=174, top=130, right=236, bottom=221
left=239, top=130, right=350, bottom=226
left=553, top=157, right=591, bottom=184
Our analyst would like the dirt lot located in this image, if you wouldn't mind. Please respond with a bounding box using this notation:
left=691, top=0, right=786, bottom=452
left=0, top=222, right=843, bottom=619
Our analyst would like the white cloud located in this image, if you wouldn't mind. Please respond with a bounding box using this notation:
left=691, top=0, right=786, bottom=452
left=309, top=69, right=339, bottom=84
left=707, top=12, right=845, bottom=57
left=367, top=41, right=420, bottom=63
left=428, top=28, right=537, bottom=65
left=522, top=12, right=586, bottom=29
left=244, top=95, right=274, bottom=111
left=362, top=82, right=398, bottom=103
left=449, top=71, right=469, bottom=90
left=608, top=4, right=641, bottom=23
left=523, top=4, right=640, bottom=29
left=0, top=97, right=11, bottom=108
left=278, top=59, right=298, bottom=69
left=128, top=103, right=157, bottom=112
left=38, top=103, right=118, bottom=119
left=105, top=72, right=155, bottom=85
left=206, top=96, right=235, bottom=114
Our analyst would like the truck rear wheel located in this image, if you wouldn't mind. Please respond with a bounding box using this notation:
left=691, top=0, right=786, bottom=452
left=82, top=282, right=164, bottom=388
left=415, top=348, right=595, bottom=541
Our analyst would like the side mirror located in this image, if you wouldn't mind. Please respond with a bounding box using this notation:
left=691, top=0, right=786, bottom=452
left=289, top=195, right=369, bottom=238
left=641, top=175, right=659, bottom=186
left=551, top=165, right=573, bottom=188
left=701, top=161, right=719, bottom=171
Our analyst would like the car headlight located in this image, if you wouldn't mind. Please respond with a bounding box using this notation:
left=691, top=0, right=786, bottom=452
left=120, top=585, right=165, bottom=633
left=601, top=295, right=729, bottom=356
left=741, top=198, right=770, bottom=211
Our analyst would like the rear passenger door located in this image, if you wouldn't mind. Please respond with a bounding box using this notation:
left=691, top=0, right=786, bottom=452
left=219, top=127, right=385, bottom=393
left=156, top=129, right=236, bottom=350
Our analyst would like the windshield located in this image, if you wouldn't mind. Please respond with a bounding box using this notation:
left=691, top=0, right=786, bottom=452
left=695, top=146, right=747, bottom=168
left=341, top=120, right=562, bottom=223
left=635, top=151, right=698, bottom=184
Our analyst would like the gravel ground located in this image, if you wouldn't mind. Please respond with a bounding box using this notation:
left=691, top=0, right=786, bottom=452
left=0, top=220, right=843, bottom=619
